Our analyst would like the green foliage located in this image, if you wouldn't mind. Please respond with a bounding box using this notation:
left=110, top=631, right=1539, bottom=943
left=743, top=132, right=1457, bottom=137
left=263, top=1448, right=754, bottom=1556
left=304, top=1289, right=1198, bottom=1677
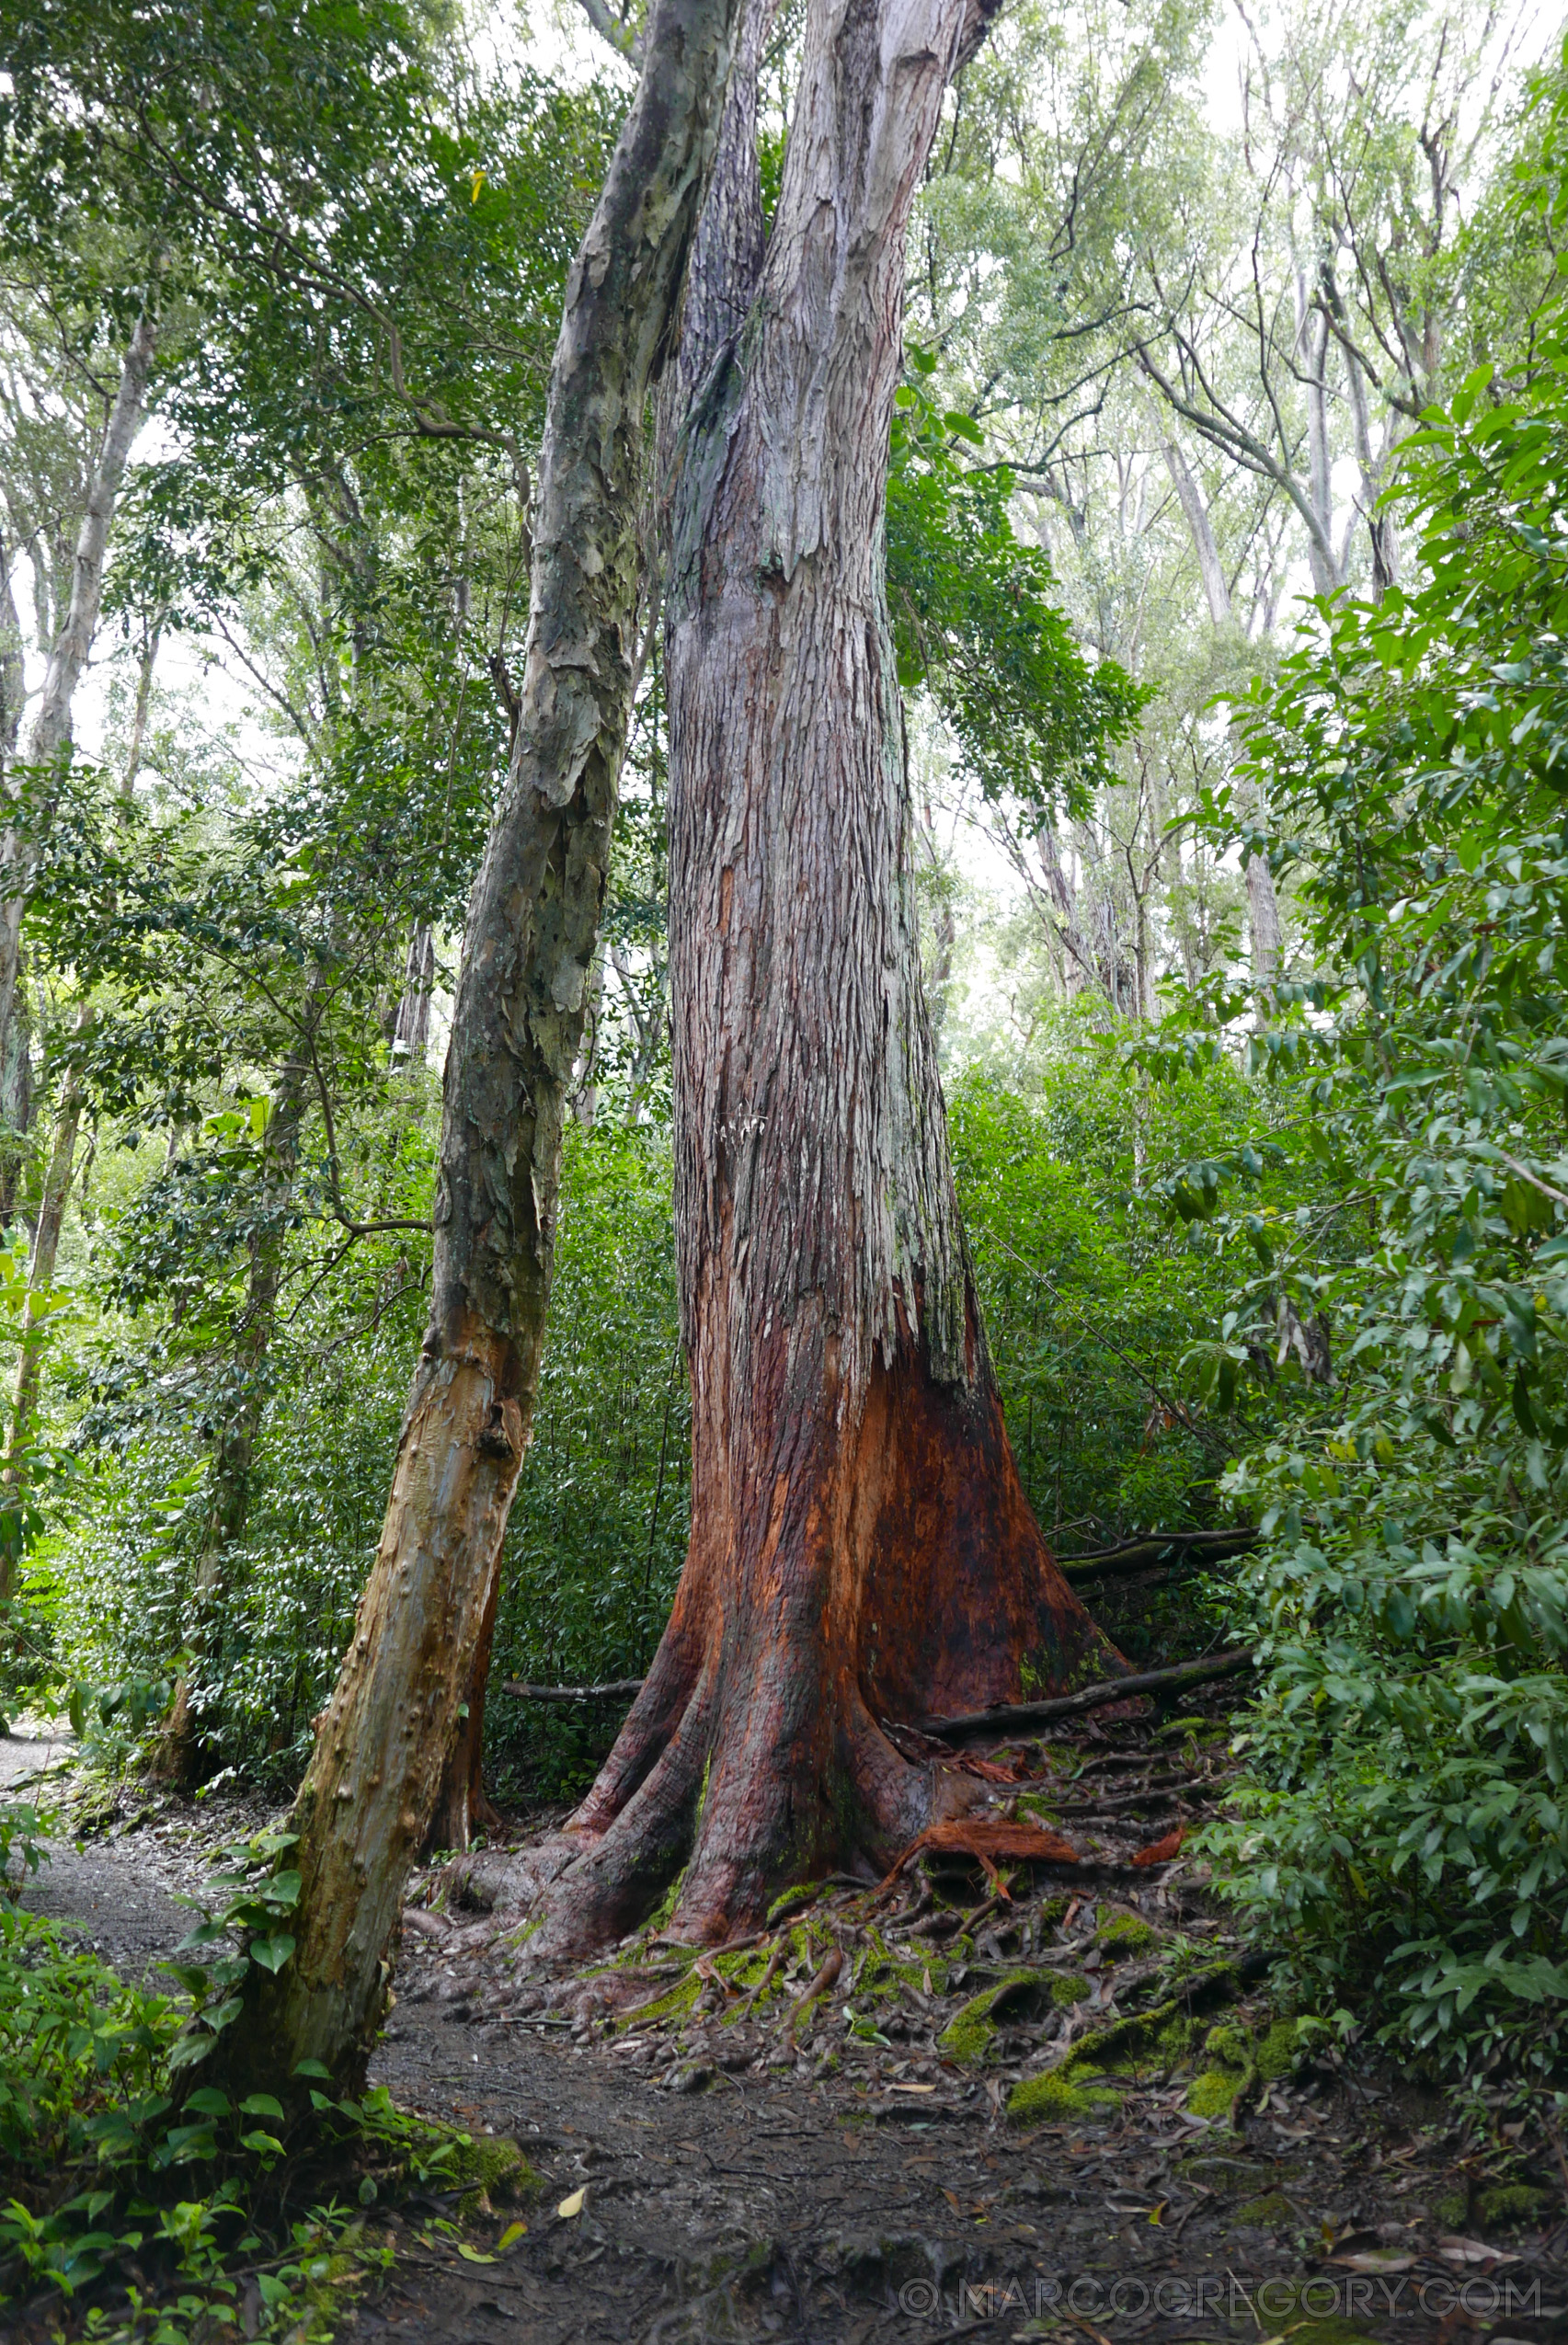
left=487, top=1124, right=689, bottom=1795
left=0, top=1854, right=470, bottom=2330
left=887, top=357, right=1147, bottom=818
left=1169, top=315, right=1568, bottom=2079
left=949, top=1041, right=1299, bottom=1561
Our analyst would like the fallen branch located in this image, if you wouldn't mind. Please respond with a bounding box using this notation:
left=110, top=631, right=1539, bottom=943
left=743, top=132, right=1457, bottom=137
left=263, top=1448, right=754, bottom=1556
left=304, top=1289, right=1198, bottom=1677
left=1058, top=1529, right=1257, bottom=1582
left=500, top=1676, right=646, bottom=1703
left=910, top=1647, right=1257, bottom=1742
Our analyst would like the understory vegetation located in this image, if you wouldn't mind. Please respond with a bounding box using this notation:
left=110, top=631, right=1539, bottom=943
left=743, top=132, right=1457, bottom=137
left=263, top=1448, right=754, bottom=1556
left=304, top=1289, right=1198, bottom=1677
left=3, top=3, right=1568, bottom=2314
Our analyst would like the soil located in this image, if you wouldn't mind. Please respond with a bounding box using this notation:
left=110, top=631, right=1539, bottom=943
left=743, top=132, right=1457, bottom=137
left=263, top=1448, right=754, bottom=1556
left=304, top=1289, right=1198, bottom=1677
left=6, top=1700, right=1568, bottom=2345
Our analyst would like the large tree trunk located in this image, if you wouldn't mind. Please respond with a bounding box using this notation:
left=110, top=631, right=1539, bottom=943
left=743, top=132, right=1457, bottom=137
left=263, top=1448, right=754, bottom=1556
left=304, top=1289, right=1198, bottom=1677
left=205, top=0, right=746, bottom=2098
left=0, top=313, right=157, bottom=1081
left=521, top=0, right=1116, bottom=1963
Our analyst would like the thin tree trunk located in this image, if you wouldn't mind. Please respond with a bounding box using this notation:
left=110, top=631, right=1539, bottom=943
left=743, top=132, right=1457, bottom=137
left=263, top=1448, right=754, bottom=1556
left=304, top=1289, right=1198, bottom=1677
left=0, top=314, right=157, bottom=1082
left=0, top=1055, right=84, bottom=1601
left=393, top=923, right=435, bottom=1063
left=1160, top=438, right=1281, bottom=990
left=520, top=0, right=1115, bottom=1964
left=122, top=620, right=163, bottom=801
left=1293, top=272, right=1338, bottom=601
left=207, top=0, right=746, bottom=2097
left=0, top=553, right=29, bottom=1220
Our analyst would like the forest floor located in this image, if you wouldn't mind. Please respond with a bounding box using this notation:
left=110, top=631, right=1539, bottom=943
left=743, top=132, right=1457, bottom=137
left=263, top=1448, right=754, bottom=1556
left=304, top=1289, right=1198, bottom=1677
left=6, top=1701, right=1568, bottom=2345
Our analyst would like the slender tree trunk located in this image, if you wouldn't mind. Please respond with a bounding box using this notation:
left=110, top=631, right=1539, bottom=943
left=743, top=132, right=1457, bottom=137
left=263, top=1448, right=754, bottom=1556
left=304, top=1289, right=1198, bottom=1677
left=206, top=0, right=746, bottom=2097
left=0, top=314, right=157, bottom=1082
left=121, top=620, right=163, bottom=802
left=1036, top=820, right=1091, bottom=998
left=521, top=0, right=1115, bottom=1964
left=1292, top=273, right=1338, bottom=601
left=393, top=922, right=435, bottom=1063
left=1160, top=438, right=1281, bottom=991
left=0, top=555, right=30, bottom=1221
left=0, top=1060, right=83, bottom=1603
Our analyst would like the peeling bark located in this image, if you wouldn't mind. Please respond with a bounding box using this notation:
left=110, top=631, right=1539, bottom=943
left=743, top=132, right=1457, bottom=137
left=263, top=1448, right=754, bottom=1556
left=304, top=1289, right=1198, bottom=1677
left=521, top=0, right=1116, bottom=1964
left=210, top=0, right=746, bottom=2095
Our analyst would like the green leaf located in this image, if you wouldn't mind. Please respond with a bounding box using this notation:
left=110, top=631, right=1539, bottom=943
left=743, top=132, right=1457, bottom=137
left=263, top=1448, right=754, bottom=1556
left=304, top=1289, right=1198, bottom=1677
left=249, top=1933, right=296, bottom=1974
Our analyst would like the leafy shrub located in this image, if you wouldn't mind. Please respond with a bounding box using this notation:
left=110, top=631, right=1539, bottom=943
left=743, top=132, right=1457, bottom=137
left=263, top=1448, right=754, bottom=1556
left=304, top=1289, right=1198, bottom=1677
left=1173, top=314, right=1568, bottom=2079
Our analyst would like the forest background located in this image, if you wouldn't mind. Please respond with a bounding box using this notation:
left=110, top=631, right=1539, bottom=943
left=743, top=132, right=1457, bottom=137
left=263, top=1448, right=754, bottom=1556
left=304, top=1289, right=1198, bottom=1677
left=2, top=0, right=1568, bottom=2094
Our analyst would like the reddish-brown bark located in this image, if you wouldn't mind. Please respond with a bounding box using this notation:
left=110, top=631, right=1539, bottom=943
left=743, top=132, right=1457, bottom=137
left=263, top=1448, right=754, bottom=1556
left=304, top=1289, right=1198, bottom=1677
left=507, top=0, right=1119, bottom=1967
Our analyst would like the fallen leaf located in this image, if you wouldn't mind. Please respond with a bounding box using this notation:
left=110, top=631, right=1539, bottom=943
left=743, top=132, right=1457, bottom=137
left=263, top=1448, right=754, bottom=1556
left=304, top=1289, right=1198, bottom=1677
left=1436, top=2236, right=1517, bottom=2268
left=556, top=2189, right=586, bottom=2220
left=1331, top=2251, right=1414, bottom=2274
left=457, top=2245, right=497, bottom=2264
left=1131, top=1824, right=1185, bottom=1868
left=886, top=2081, right=937, bottom=2094
left=497, top=2221, right=528, bottom=2250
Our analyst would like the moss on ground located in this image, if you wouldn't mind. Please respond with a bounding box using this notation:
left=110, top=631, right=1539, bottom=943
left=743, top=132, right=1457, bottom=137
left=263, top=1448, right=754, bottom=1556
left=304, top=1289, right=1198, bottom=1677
left=1255, top=2017, right=1300, bottom=2080
left=1180, top=2012, right=1300, bottom=2120
left=1099, top=1913, right=1157, bottom=1955
left=616, top=1971, right=704, bottom=2030
left=1007, top=2068, right=1126, bottom=2122
left=452, top=2137, right=542, bottom=2219
left=1236, top=2191, right=1295, bottom=2225
left=1478, top=2183, right=1551, bottom=2225
left=1005, top=1989, right=1204, bottom=2121
left=938, top=1969, right=1091, bottom=2062
left=1007, top=1973, right=1297, bottom=2128
left=1185, top=2067, right=1244, bottom=2120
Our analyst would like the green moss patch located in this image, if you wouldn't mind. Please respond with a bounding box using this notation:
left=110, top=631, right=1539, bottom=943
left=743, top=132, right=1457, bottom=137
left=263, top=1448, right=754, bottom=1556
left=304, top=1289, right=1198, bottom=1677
left=1099, top=1913, right=1157, bottom=1955
left=1478, top=2183, right=1551, bottom=2226
left=938, top=1969, right=1090, bottom=2063
left=1005, top=1990, right=1205, bottom=2121
left=614, top=1970, right=703, bottom=2031
left=451, top=2137, right=542, bottom=2218
left=1236, top=2191, right=1296, bottom=2225
left=1255, top=2018, right=1301, bottom=2081
left=1185, top=2067, right=1244, bottom=2120
left=1007, top=2068, right=1127, bottom=2123
left=1180, top=2012, right=1300, bottom=2121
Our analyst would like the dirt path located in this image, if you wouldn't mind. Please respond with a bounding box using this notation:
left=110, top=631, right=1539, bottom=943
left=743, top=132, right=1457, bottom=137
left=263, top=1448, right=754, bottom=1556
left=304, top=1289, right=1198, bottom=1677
left=10, top=1725, right=1568, bottom=2343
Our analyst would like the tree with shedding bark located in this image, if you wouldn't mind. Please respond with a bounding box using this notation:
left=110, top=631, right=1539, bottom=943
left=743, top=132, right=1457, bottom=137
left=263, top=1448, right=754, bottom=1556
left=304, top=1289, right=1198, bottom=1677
left=196, top=0, right=748, bottom=2097
left=498, top=0, right=1124, bottom=1963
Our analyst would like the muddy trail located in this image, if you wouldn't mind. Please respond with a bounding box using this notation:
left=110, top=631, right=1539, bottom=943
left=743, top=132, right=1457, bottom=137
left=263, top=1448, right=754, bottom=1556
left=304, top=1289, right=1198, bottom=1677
left=7, top=1693, right=1568, bottom=2345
